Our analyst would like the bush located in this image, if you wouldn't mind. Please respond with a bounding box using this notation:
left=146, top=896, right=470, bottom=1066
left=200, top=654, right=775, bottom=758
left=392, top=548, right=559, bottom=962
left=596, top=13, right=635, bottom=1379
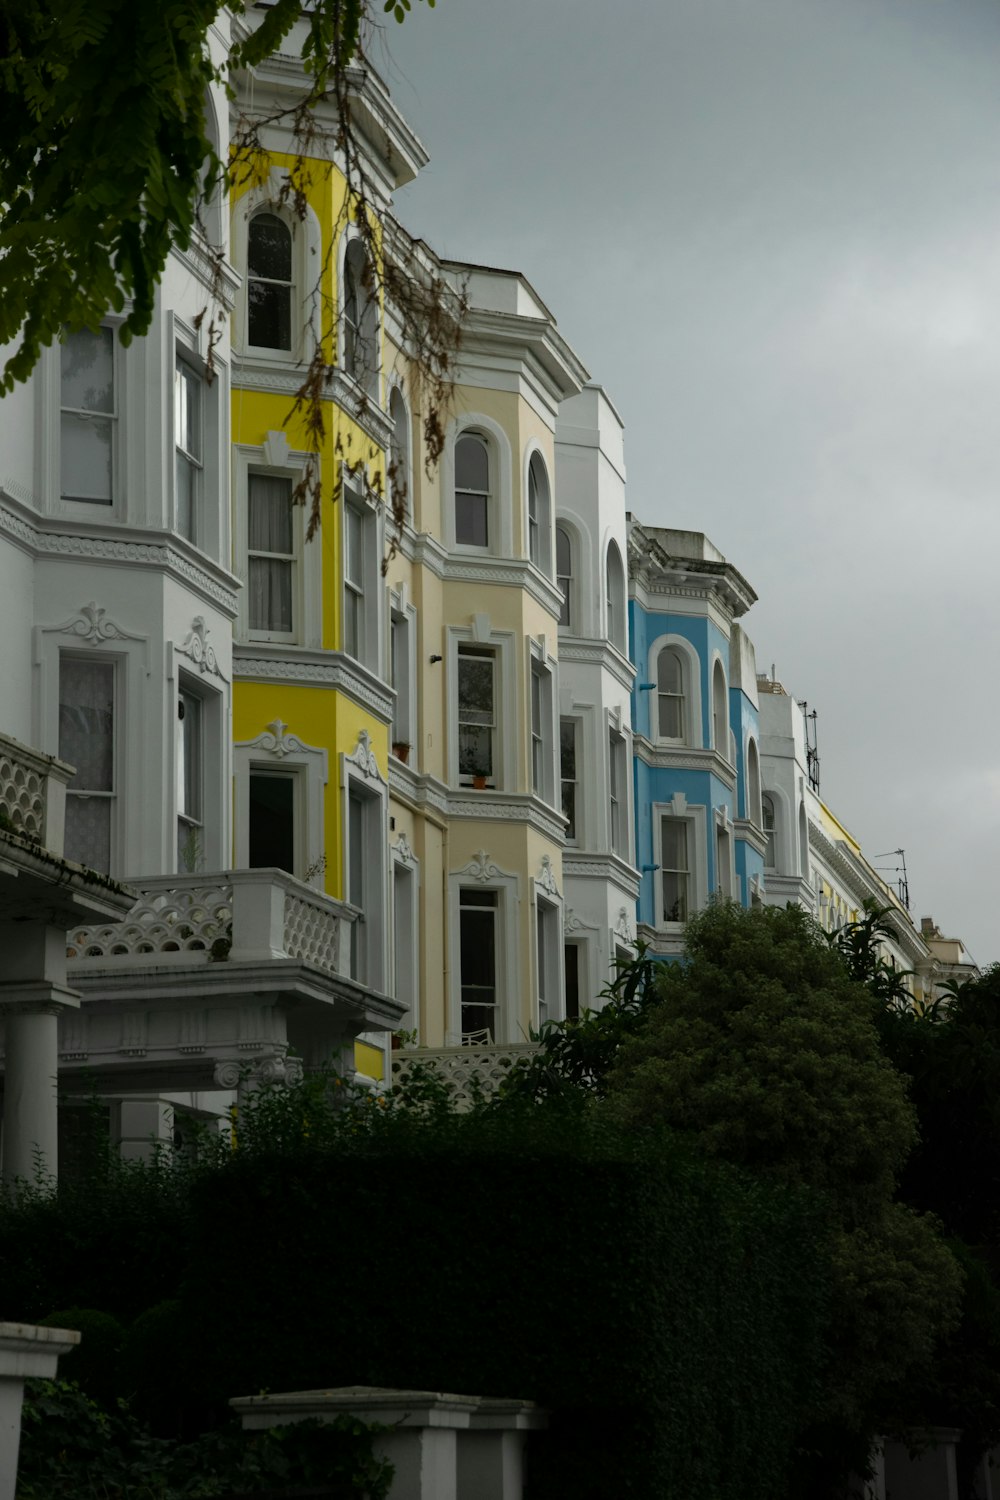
left=36, top=1307, right=124, bottom=1408
left=16, top=1379, right=393, bottom=1499
left=178, top=1108, right=829, bottom=1500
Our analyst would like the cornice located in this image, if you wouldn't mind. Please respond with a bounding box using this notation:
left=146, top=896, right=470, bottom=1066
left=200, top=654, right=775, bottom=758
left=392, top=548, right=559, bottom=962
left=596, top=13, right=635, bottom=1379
left=231, top=360, right=393, bottom=450
left=807, top=820, right=919, bottom=946
left=563, top=852, right=640, bottom=898
left=0, top=494, right=241, bottom=616
left=734, top=817, right=768, bottom=857
left=233, top=645, right=393, bottom=721
left=173, top=235, right=241, bottom=309
left=633, top=736, right=737, bottom=790
left=441, top=555, right=564, bottom=616
left=386, top=761, right=450, bottom=820
left=557, top=635, right=637, bottom=686
left=636, top=921, right=684, bottom=958
left=446, top=791, right=566, bottom=843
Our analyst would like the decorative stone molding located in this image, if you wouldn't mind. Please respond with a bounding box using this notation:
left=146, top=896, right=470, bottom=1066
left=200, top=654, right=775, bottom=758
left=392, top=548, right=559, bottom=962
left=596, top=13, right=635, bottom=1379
left=177, top=616, right=226, bottom=680
left=613, top=907, right=636, bottom=944
left=233, top=650, right=393, bottom=720
left=564, top=907, right=583, bottom=933
left=246, top=720, right=312, bottom=760
left=346, top=728, right=385, bottom=783
left=392, top=831, right=415, bottom=865
left=0, top=501, right=240, bottom=615
left=457, top=850, right=506, bottom=884
left=47, top=601, right=145, bottom=648
left=213, top=1060, right=241, bottom=1089
left=536, top=854, right=560, bottom=898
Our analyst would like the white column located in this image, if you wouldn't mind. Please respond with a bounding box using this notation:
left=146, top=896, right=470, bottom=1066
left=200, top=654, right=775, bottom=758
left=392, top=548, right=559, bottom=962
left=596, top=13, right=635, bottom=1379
left=2, top=1008, right=60, bottom=1186
left=0, top=1323, right=80, bottom=1500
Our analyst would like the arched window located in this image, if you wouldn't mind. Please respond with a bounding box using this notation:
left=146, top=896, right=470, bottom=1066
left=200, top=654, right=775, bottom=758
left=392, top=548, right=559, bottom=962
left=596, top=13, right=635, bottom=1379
left=746, top=738, right=762, bottom=825
left=455, top=431, right=490, bottom=547
left=606, top=541, right=626, bottom=654
left=656, top=648, right=685, bottom=741
left=762, top=794, right=776, bottom=868
left=556, top=525, right=573, bottom=628
left=389, top=386, right=410, bottom=519
left=247, top=213, right=292, bottom=351
left=343, top=240, right=377, bottom=394
left=712, top=660, right=728, bottom=756
left=527, top=452, right=551, bottom=573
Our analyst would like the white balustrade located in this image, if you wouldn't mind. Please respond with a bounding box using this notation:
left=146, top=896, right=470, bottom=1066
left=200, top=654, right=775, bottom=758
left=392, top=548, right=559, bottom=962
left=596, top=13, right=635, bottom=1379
left=0, top=731, right=73, bottom=854
left=392, top=1044, right=539, bottom=1108
left=67, top=869, right=352, bottom=977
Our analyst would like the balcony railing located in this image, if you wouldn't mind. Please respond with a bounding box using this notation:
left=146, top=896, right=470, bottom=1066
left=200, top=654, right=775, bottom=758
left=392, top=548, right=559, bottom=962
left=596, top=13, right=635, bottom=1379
left=392, top=1043, right=539, bottom=1109
left=0, top=732, right=73, bottom=853
left=67, top=869, right=356, bottom=978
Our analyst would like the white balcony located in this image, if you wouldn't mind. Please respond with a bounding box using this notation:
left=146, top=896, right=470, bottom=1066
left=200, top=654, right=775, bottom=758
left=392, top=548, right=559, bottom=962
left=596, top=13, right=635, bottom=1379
left=392, top=1043, right=539, bottom=1109
left=67, top=868, right=353, bottom=977
left=0, top=731, right=72, bottom=854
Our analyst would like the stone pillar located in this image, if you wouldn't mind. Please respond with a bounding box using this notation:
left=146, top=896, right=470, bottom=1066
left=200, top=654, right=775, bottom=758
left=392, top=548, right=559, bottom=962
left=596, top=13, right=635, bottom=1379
left=883, top=1427, right=961, bottom=1500
left=0, top=1322, right=80, bottom=1500
left=458, top=1398, right=549, bottom=1500
left=230, top=1387, right=481, bottom=1500
left=2, top=1004, right=62, bottom=1186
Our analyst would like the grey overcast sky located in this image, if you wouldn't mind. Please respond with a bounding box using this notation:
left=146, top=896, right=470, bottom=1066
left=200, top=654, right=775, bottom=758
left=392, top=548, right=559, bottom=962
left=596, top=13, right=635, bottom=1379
left=380, top=0, right=1000, bottom=967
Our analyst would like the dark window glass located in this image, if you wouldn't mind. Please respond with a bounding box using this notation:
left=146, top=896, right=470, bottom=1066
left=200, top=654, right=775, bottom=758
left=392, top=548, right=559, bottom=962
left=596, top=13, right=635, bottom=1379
left=248, top=214, right=292, bottom=350
left=249, top=773, right=294, bottom=873
left=564, top=943, right=580, bottom=1021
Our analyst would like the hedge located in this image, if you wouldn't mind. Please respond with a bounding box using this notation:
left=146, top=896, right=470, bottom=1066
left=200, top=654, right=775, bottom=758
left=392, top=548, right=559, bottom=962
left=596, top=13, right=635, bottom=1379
left=0, top=1108, right=830, bottom=1499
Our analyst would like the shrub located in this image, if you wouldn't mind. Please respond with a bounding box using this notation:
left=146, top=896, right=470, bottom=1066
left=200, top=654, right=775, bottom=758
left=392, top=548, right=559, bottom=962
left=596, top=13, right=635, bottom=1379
left=36, top=1308, right=124, bottom=1408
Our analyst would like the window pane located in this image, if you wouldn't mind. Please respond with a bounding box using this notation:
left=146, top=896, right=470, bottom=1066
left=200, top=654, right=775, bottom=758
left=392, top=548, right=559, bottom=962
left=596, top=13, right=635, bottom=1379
left=560, top=720, right=577, bottom=839
left=346, top=506, right=363, bottom=585
left=663, top=819, right=688, bottom=870
left=61, top=413, right=113, bottom=502
left=249, top=475, right=294, bottom=553
left=564, top=943, right=580, bottom=1020
left=176, top=451, right=195, bottom=542
left=179, top=693, right=202, bottom=820
left=455, top=435, right=489, bottom=492
left=59, top=659, right=114, bottom=791
left=249, top=558, right=293, bottom=633
left=658, top=650, right=682, bottom=694
left=64, top=797, right=111, bottom=872
left=61, top=328, right=113, bottom=413
left=175, top=361, right=201, bottom=460
left=658, top=693, right=683, bottom=740
left=248, top=281, right=291, bottom=350
left=249, top=773, right=295, bottom=872
left=458, top=656, right=494, bottom=723
left=556, top=526, right=572, bottom=578
left=456, top=491, right=488, bottom=546
left=248, top=214, right=292, bottom=281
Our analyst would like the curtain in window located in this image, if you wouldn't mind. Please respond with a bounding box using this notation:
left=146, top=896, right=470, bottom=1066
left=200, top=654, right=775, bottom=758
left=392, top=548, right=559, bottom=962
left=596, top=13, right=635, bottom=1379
left=59, top=657, right=114, bottom=870
left=249, top=475, right=293, bottom=632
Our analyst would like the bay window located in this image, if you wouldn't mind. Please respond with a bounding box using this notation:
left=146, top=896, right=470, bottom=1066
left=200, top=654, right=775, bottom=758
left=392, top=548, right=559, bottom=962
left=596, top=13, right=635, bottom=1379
left=59, top=656, right=116, bottom=871
left=61, top=327, right=115, bottom=504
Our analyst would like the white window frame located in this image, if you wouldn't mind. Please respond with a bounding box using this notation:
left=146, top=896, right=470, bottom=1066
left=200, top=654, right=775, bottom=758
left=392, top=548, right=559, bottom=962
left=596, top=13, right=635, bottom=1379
left=745, top=735, right=763, bottom=826
left=389, top=586, right=417, bottom=765
left=525, top=447, right=553, bottom=577
left=174, top=350, right=204, bottom=547
left=711, top=653, right=730, bottom=756
left=169, top=651, right=227, bottom=874
left=535, top=892, right=563, bottom=1028
left=339, top=231, right=380, bottom=401
left=448, top=856, right=520, bottom=1045
left=762, top=792, right=777, bottom=871
left=341, top=470, right=383, bottom=671
left=442, top=413, right=514, bottom=557
left=655, top=793, right=708, bottom=930
left=646, top=634, right=702, bottom=748
left=234, top=434, right=320, bottom=648
left=560, top=715, right=581, bottom=845
left=57, top=323, right=120, bottom=515
left=529, top=639, right=557, bottom=807
left=246, top=210, right=295, bottom=354
left=341, top=734, right=388, bottom=993
left=714, top=806, right=735, bottom=899
left=605, top=539, right=627, bottom=655
left=391, top=836, right=420, bottom=1038
left=608, top=725, right=628, bottom=858
left=231, top=171, right=321, bottom=365
left=448, top=621, right=517, bottom=791
left=388, top=381, right=412, bottom=522
left=58, top=652, right=119, bottom=875
left=556, top=522, right=574, bottom=630
left=234, top=722, right=328, bottom=881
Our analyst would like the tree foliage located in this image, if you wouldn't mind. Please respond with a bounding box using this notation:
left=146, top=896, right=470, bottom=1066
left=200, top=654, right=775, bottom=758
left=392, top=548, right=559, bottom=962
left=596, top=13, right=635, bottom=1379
left=0, top=0, right=434, bottom=393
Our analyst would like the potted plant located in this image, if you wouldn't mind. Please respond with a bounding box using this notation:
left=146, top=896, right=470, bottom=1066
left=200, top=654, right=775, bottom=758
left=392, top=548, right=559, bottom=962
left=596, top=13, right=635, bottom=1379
left=472, top=772, right=488, bottom=789
left=392, top=741, right=411, bottom=764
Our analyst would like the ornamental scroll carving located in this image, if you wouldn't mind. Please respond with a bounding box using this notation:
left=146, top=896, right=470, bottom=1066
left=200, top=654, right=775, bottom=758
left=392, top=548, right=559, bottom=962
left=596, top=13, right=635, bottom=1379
left=49, top=601, right=144, bottom=647
left=536, top=854, right=560, bottom=899
left=392, top=832, right=415, bottom=865
left=613, top=907, right=636, bottom=944
left=177, top=616, right=226, bottom=680
left=346, top=728, right=385, bottom=783
left=457, top=849, right=505, bottom=884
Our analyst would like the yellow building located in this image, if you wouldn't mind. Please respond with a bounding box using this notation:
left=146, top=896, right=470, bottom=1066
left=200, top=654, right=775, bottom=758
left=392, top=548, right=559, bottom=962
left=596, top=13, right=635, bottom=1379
left=228, top=44, right=428, bottom=1080
left=383, top=250, right=588, bottom=1049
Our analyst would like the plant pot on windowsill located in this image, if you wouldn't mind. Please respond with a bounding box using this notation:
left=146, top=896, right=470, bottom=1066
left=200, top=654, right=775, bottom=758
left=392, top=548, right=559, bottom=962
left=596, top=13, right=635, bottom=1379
left=392, top=742, right=411, bottom=764
left=472, top=774, right=488, bottom=789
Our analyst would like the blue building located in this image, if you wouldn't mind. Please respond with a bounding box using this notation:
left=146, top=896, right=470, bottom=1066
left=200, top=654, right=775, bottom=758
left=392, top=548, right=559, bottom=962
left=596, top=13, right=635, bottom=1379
left=627, top=521, right=766, bottom=957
